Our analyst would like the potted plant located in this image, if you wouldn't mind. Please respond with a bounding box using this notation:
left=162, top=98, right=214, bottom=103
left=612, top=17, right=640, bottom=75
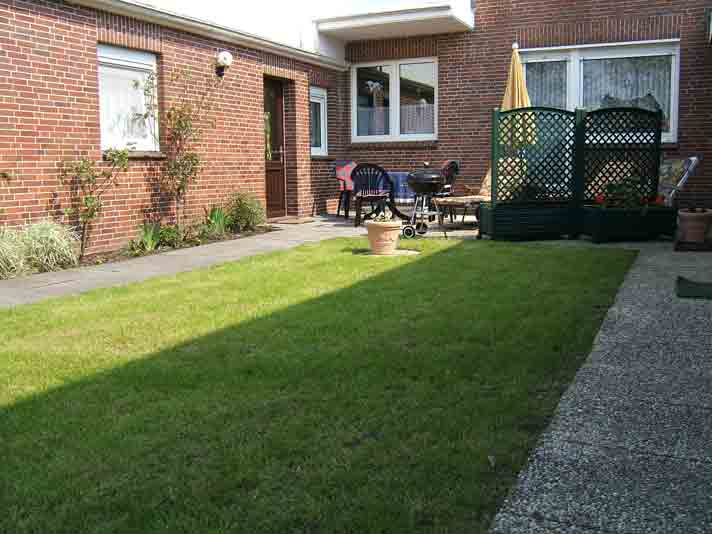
left=677, top=180, right=710, bottom=244
left=365, top=210, right=402, bottom=255
left=678, top=207, right=710, bottom=243
left=582, top=177, right=677, bottom=243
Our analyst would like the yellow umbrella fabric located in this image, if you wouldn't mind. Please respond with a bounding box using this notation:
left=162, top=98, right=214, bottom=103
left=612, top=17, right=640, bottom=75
left=477, top=43, right=532, bottom=199
left=501, top=43, right=531, bottom=111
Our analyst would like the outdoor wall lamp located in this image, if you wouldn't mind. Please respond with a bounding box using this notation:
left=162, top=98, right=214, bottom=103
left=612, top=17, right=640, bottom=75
left=215, top=50, right=234, bottom=77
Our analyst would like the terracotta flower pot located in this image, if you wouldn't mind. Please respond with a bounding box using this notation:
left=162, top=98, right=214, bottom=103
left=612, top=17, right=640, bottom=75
left=678, top=209, right=711, bottom=243
left=366, top=220, right=402, bottom=255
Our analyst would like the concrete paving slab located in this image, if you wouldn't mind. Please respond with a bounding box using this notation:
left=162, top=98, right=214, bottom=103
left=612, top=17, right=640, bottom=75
left=497, top=440, right=712, bottom=534
left=571, top=363, right=712, bottom=410
left=549, top=394, right=712, bottom=461
left=491, top=512, right=611, bottom=534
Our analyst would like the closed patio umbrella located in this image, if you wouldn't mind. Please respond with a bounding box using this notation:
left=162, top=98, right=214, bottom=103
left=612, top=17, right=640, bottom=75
left=501, top=42, right=531, bottom=111
left=476, top=43, right=533, bottom=199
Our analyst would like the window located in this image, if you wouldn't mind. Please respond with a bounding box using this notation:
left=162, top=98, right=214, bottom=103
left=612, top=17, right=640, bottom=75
left=522, top=42, right=680, bottom=142
left=309, top=87, right=328, bottom=156
left=98, top=44, right=159, bottom=152
left=351, top=58, right=437, bottom=142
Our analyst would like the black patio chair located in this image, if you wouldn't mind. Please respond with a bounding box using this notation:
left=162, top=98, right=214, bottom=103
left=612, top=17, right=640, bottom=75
left=351, top=163, right=392, bottom=227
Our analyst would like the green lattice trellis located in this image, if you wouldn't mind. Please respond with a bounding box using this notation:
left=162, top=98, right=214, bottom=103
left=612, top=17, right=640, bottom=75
left=492, top=108, right=576, bottom=204
left=487, top=106, right=663, bottom=240
left=582, top=108, right=663, bottom=202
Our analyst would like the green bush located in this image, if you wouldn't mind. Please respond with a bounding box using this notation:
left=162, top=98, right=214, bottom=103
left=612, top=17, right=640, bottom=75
left=159, top=224, right=184, bottom=249
left=21, top=220, right=79, bottom=273
left=227, top=192, right=266, bottom=232
left=0, top=227, right=26, bottom=280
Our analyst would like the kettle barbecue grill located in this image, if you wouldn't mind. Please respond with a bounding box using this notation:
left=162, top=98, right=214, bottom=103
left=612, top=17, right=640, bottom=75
left=402, top=161, right=459, bottom=238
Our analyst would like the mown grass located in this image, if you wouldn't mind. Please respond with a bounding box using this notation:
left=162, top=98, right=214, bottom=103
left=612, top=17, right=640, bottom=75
left=0, top=238, right=636, bottom=533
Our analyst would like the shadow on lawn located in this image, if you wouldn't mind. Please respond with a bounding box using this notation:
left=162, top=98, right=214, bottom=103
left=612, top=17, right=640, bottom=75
left=0, top=240, right=632, bottom=534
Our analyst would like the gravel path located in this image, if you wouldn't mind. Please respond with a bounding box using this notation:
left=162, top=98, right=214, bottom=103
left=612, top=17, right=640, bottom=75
left=491, top=242, right=712, bottom=533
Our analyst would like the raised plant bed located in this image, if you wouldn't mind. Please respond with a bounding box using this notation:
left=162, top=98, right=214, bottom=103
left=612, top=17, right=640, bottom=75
left=479, top=202, right=577, bottom=241
left=581, top=205, right=677, bottom=243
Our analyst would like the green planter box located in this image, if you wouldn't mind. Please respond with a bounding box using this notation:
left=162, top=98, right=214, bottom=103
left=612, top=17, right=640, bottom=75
left=581, top=205, right=677, bottom=243
left=480, top=202, right=577, bottom=241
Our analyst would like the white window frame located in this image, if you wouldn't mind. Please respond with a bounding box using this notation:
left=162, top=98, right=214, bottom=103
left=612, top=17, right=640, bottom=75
left=97, top=44, right=159, bottom=152
left=351, top=57, right=438, bottom=143
left=309, top=86, right=328, bottom=157
left=521, top=40, right=680, bottom=143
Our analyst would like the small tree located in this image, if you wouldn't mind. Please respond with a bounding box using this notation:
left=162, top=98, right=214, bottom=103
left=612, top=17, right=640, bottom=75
left=140, top=66, right=224, bottom=227
left=61, top=149, right=129, bottom=257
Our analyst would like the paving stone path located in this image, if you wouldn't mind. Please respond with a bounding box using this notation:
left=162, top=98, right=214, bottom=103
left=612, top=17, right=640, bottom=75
left=0, top=217, right=363, bottom=309
left=491, top=243, right=712, bottom=533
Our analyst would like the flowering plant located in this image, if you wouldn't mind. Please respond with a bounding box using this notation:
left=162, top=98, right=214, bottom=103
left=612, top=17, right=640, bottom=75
left=592, top=177, right=665, bottom=209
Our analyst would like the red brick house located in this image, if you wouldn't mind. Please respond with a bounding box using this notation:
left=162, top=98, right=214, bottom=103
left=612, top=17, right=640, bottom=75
left=1, top=0, right=711, bottom=253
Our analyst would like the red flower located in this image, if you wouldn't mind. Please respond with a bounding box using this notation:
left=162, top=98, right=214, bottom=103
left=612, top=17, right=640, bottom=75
left=595, top=194, right=606, bottom=205
left=655, top=194, right=666, bottom=206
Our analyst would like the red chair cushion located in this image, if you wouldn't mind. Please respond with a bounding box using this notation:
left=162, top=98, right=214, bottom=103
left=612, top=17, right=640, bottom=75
left=335, top=161, right=357, bottom=191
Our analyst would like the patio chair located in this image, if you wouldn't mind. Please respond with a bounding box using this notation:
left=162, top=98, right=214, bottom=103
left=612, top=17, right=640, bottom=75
left=331, top=160, right=357, bottom=218
left=351, top=163, right=392, bottom=227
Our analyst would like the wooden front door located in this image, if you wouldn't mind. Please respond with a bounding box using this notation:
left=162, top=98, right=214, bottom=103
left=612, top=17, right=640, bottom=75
left=264, top=78, right=286, bottom=218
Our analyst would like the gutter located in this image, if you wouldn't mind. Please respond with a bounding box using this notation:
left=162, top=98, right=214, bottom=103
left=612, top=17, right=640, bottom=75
left=66, top=0, right=349, bottom=71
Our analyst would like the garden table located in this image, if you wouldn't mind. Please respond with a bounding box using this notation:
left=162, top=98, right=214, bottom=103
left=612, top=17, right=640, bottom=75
left=432, top=195, right=481, bottom=239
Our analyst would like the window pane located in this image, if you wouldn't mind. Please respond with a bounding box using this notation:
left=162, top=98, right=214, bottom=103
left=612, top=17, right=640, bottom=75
left=399, top=62, right=435, bottom=135
left=310, top=101, right=322, bottom=148
left=99, top=64, right=156, bottom=150
left=356, top=65, right=391, bottom=136
left=583, top=55, right=672, bottom=131
left=526, top=61, right=567, bottom=109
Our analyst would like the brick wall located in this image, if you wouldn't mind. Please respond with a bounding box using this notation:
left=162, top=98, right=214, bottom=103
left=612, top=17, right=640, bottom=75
left=0, top=0, right=341, bottom=253
left=343, top=1, right=712, bottom=205
left=2, top=0, right=711, bottom=256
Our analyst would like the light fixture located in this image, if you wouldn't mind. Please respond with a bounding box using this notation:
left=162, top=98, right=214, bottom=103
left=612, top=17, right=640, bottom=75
left=215, top=50, right=234, bottom=78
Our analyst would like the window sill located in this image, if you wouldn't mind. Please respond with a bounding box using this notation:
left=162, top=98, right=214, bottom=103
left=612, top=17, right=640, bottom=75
left=311, top=155, right=334, bottom=161
left=105, top=150, right=167, bottom=161
left=129, top=151, right=166, bottom=160
left=348, top=140, right=438, bottom=150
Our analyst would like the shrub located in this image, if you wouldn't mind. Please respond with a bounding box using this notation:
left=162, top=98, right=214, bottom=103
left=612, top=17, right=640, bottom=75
left=201, top=206, right=233, bottom=239
left=21, top=221, right=79, bottom=272
left=0, top=227, right=26, bottom=280
left=60, top=149, right=129, bottom=257
left=159, top=224, right=184, bottom=249
left=227, top=192, right=266, bottom=232
left=129, top=222, right=162, bottom=256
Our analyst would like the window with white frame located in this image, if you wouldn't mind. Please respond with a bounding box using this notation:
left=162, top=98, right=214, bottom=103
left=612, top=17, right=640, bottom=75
left=309, top=87, right=328, bottom=156
left=98, top=44, right=159, bottom=152
left=522, top=41, right=680, bottom=143
left=351, top=58, right=437, bottom=142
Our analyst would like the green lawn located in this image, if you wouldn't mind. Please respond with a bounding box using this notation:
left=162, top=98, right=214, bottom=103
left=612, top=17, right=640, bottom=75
left=0, top=238, right=635, bottom=533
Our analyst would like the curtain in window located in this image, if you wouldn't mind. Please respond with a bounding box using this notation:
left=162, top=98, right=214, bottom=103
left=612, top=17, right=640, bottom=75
left=356, top=66, right=391, bottom=136
left=309, top=101, right=322, bottom=148
left=525, top=62, right=567, bottom=109
left=399, top=62, right=436, bottom=135
left=582, top=56, right=672, bottom=131
left=98, top=64, right=156, bottom=151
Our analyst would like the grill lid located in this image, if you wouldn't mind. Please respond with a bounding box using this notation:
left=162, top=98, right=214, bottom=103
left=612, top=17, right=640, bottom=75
left=408, top=169, right=443, bottom=181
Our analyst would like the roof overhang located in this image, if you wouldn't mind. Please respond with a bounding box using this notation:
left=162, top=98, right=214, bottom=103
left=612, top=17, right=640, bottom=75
left=315, top=5, right=474, bottom=43
left=66, top=0, right=348, bottom=71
